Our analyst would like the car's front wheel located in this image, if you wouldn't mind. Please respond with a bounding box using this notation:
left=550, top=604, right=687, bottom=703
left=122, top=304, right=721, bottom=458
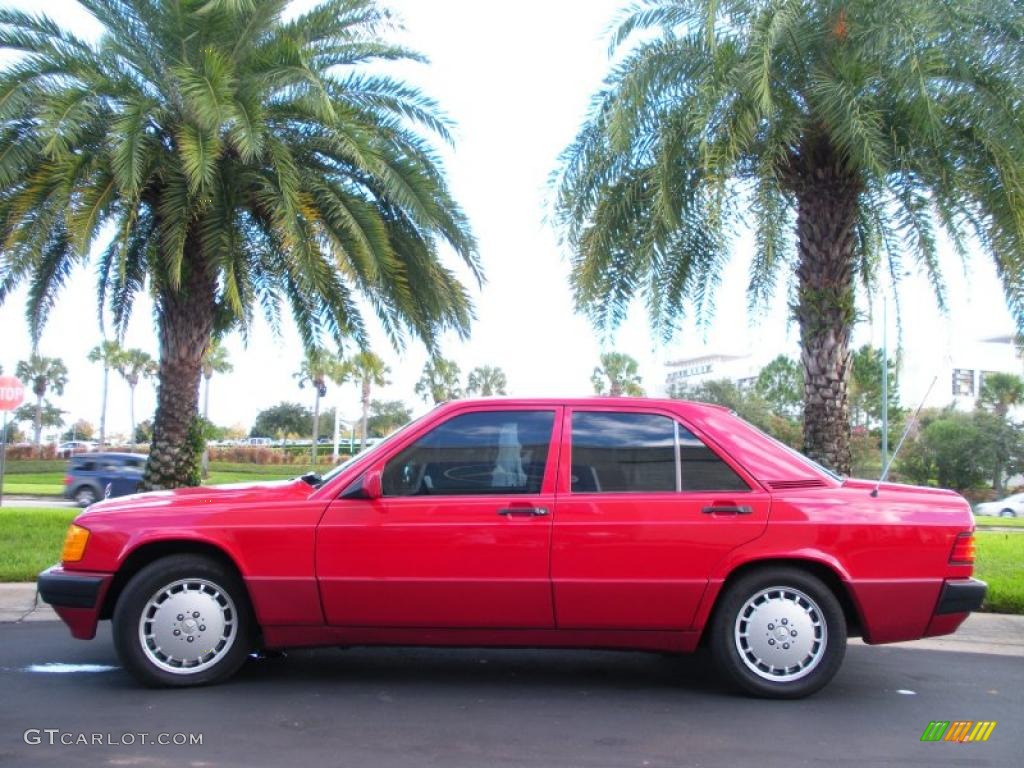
left=112, top=555, right=254, bottom=687
left=710, top=567, right=846, bottom=699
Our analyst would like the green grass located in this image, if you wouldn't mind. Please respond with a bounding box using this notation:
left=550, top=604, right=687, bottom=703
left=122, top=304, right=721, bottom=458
left=974, top=515, right=1024, bottom=528
left=975, top=532, right=1024, bottom=614
left=0, top=507, right=77, bottom=581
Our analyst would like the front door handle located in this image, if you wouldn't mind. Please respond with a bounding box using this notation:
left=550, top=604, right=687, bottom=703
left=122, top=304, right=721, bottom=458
left=497, top=506, right=549, bottom=517
left=701, top=505, right=753, bottom=515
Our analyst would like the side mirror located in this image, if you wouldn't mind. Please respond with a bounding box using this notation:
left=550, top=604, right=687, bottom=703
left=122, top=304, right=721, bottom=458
left=362, top=469, right=382, bottom=500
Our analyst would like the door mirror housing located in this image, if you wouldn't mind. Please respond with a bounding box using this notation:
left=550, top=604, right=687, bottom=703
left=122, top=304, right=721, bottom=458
left=342, top=468, right=383, bottom=500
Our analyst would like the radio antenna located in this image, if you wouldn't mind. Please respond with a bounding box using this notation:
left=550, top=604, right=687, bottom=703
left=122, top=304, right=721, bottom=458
left=870, top=371, right=940, bottom=497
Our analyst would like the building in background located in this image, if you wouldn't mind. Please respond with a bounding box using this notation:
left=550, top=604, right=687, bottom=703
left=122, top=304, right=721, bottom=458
left=944, top=335, right=1023, bottom=410
left=665, top=352, right=761, bottom=394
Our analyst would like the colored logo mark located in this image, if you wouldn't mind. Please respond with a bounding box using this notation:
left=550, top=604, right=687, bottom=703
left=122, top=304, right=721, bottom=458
left=921, top=721, right=996, bottom=743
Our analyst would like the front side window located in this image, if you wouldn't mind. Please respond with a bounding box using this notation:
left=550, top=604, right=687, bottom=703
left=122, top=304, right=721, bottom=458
left=382, top=410, right=555, bottom=497
left=571, top=411, right=749, bottom=493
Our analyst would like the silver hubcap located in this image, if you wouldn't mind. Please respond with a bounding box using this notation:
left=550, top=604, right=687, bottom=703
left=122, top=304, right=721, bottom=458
left=138, top=578, right=237, bottom=675
left=734, top=586, right=827, bottom=682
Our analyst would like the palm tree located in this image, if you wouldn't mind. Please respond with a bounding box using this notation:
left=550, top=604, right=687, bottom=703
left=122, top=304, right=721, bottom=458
left=115, top=349, right=157, bottom=442
left=0, top=0, right=478, bottom=489
left=295, top=349, right=344, bottom=464
left=554, top=0, right=1024, bottom=474
left=415, top=357, right=462, bottom=404
left=87, top=340, right=123, bottom=447
left=200, top=338, right=233, bottom=476
left=466, top=366, right=508, bottom=396
left=339, top=351, right=390, bottom=448
left=978, top=372, right=1024, bottom=420
left=15, top=354, right=68, bottom=453
left=591, top=352, right=644, bottom=397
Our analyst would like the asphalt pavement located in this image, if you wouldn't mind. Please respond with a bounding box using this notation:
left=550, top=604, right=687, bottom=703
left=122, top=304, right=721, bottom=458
left=0, top=622, right=1020, bottom=767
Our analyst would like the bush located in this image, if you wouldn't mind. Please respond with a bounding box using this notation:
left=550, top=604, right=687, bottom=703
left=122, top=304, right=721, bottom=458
left=2, top=444, right=58, bottom=460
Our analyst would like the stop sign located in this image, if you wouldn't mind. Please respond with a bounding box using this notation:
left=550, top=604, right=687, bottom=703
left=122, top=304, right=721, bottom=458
left=0, top=376, right=25, bottom=411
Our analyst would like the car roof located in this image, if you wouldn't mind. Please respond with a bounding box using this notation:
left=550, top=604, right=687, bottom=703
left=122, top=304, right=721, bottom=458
left=431, top=396, right=731, bottom=412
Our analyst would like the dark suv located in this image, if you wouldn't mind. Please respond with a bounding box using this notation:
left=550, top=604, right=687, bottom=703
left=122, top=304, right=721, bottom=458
left=64, top=453, right=146, bottom=507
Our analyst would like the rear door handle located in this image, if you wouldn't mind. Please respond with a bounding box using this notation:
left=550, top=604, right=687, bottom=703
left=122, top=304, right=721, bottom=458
left=497, top=506, right=549, bottom=517
left=701, top=505, right=753, bottom=515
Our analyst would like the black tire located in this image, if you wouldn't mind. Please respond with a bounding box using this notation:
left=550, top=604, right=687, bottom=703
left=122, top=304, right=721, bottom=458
left=1000, top=508, right=1016, bottom=518
left=73, top=486, right=97, bottom=507
left=112, top=554, right=254, bottom=687
left=710, top=567, right=846, bottom=699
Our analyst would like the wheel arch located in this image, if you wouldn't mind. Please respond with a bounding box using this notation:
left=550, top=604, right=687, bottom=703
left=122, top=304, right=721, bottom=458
left=100, top=539, right=248, bottom=621
left=697, top=557, right=865, bottom=645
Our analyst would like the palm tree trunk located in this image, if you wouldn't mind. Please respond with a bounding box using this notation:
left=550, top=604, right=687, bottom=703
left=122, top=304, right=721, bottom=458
left=360, top=378, right=370, bottom=449
left=794, top=162, right=860, bottom=475
left=129, top=384, right=136, bottom=443
left=99, top=365, right=109, bottom=447
left=144, top=246, right=216, bottom=489
left=33, top=392, right=43, bottom=454
left=311, top=389, right=321, bottom=466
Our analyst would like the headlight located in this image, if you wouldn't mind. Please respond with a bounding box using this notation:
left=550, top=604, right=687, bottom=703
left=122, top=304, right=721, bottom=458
left=61, top=524, right=90, bottom=563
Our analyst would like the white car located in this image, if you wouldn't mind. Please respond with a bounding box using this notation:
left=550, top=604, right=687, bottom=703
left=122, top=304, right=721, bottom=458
left=975, top=494, right=1024, bottom=518
left=57, top=440, right=97, bottom=457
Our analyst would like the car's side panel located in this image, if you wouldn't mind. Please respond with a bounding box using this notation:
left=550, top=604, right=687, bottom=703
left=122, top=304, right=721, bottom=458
left=316, top=404, right=564, bottom=628
left=690, top=486, right=976, bottom=643
left=551, top=405, right=771, bottom=630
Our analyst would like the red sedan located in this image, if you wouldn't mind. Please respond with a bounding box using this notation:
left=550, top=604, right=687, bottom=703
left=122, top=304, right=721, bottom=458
left=38, top=398, right=985, bottom=698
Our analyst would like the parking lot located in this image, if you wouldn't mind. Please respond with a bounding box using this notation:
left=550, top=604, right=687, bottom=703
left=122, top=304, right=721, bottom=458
left=0, top=622, right=1019, bottom=767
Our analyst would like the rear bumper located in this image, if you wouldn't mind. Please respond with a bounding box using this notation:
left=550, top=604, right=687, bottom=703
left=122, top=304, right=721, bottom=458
left=935, top=578, right=987, bottom=615
left=37, top=566, right=113, bottom=640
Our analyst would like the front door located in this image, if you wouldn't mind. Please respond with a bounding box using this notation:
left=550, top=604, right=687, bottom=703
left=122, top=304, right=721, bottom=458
left=551, top=406, right=771, bottom=630
left=317, top=406, right=562, bottom=628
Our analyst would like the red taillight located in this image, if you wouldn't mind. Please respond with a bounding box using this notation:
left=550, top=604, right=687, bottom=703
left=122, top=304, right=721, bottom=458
left=63, top=475, right=72, bottom=485
left=950, top=532, right=976, bottom=565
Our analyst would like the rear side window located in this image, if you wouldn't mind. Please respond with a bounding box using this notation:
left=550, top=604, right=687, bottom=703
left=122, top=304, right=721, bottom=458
left=571, top=411, right=749, bottom=493
left=72, top=460, right=96, bottom=472
left=382, top=410, right=556, bottom=497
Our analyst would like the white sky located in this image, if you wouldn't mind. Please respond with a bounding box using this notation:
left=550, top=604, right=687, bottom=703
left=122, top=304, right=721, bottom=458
left=0, top=0, right=1017, bottom=440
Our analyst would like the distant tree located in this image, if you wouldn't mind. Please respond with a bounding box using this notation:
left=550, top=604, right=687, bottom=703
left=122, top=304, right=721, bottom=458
left=898, top=411, right=998, bottom=492
left=848, top=346, right=901, bottom=429
left=200, top=340, right=233, bottom=477
left=339, top=351, right=390, bottom=448
left=114, top=349, right=158, bottom=443
left=416, top=358, right=463, bottom=404
left=61, top=419, right=96, bottom=442
left=15, top=354, right=68, bottom=453
left=367, top=400, right=413, bottom=438
left=134, top=419, right=154, bottom=445
left=251, top=402, right=313, bottom=441
left=754, top=356, right=803, bottom=419
left=14, top=399, right=65, bottom=439
left=466, top=366, right=508, bottom=396
left=591, top=352, right=644, bottom=397
left=672, top=378, right=802, bottom=449
left=295, top=350, right=345, bottom=461
left=978, top=372, right=1024, bottom=420
left=87, top=340, right=123, bottom=446
left=223, top=423, right=248, bottom=442
left=2, top=421, right=23, bottom=443
left=977, top=372, right=1024, bottom=491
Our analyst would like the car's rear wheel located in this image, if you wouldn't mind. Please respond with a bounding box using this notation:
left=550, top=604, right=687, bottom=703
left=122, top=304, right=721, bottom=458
left=73, top=486, right=97, bottom=507
left=710, top=567, right=846, bottom=699
left=1000, top=508, right=1016, bottom=518
left=113, top=555, right=254, bottom=687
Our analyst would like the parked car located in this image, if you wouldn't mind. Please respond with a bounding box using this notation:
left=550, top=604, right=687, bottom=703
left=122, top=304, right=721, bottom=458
left=63, top=452, right=147, bottom=507
left=57, top=440, right=98, bottom=458
left=974, top=494, right=1024, bottom=518
left=39, top=398, right=984, bottom=697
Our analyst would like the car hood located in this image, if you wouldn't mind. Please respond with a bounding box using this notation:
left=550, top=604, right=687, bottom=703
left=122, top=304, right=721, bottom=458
left=81, top=478, right=315, bottom=514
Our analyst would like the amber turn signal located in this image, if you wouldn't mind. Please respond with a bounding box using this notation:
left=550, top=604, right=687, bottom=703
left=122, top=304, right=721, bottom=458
left=61, top=524, right=90, bottom=563
left=949, top=532, right=976, bottom=565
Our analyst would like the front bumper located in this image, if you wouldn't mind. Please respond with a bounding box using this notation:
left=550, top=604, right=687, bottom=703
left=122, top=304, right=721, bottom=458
left=37, top=565, right=113, bottom=640
left=935, top=578, right=987, bottom=615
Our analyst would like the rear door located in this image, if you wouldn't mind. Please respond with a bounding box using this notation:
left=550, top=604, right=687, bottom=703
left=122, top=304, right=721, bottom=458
left=551, top=405, right=770, bottom=630
left=317, top=405, right=562, bottom=628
